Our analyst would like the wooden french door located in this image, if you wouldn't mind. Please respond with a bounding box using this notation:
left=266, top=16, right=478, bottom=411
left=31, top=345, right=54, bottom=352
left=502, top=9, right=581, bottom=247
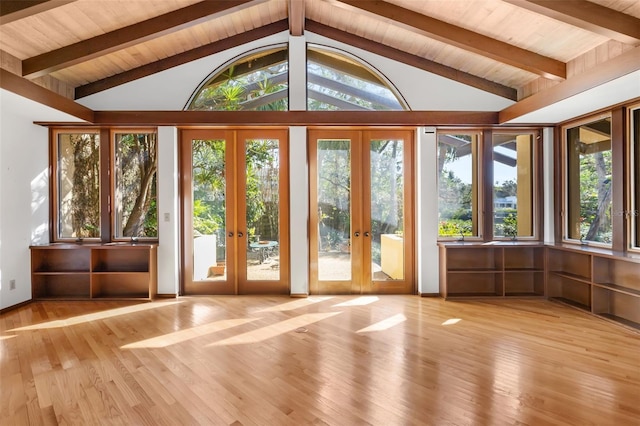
left=309, top=128, right=414, bottom=294
left=181, top=129, right=289, bottom=295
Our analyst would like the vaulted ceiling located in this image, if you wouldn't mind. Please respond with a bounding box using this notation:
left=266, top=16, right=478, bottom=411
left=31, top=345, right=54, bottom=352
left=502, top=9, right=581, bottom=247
left=1, top=0, right=639, bottom=124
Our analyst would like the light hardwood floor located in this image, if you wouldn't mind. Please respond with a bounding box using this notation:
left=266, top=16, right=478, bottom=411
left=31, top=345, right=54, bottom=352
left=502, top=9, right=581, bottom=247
left=1, top=296, right=639, bottom=425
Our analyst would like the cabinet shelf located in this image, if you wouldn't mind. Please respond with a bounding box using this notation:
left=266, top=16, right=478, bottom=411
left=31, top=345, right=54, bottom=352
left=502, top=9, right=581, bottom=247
left=549, top=297, right=590, bottom=312
left=31, top=244, right=157, bottom=301
left=439, top=243, right=545, bottom=299
left=548, top=271, right=591, bottom=285
left=547, top=245, right=640, bottom=330
left=592, top=282, right=640, bottom=297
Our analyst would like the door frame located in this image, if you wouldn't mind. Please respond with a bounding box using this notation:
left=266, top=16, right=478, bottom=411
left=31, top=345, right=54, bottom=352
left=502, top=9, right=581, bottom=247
left=308, top=127, right=415, bottom=294
left=179, top=128, right=290, bottom=295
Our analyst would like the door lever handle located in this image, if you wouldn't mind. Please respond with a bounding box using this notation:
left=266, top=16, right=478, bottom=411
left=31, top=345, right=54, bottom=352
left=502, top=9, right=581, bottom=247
left=228, top=232, right=234, bottom=237
left=238, top=232, right=244, bottom=238
left=354, top=232, right=360, bottom=237
left=364, top=232, right=370, bottom=237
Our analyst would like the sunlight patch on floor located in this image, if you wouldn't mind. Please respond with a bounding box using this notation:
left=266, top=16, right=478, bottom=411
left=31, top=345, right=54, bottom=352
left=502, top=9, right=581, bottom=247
left=256, top=296, right=334, bottom=312
left=333, top=296, right=379, bottom=307
left=357, top=313, right=406, bottom=333
left=121, top=317, right=259, bottom=349
left=442, top=318, right=462, bottom=326
left=8, top=301, right=183, bottom=331
left=207, top=312, right=342, bottom=346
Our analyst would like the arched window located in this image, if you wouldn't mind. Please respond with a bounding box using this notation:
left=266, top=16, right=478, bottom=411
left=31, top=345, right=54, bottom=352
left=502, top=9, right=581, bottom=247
left=307, top=45, right=407, bottom=111
left=187, top=45, right=289, bottom=111
left=186, top=44, right=407, bottom=111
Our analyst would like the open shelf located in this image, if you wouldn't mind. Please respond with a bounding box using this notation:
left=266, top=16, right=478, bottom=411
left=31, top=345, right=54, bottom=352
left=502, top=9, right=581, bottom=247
left=439, top=243, right=545, bottom=299
left=504, top=271, right=544, bottom=296
left=546, top=245, right=640, bottom=329
left=31, top=244, right=157, bottom=301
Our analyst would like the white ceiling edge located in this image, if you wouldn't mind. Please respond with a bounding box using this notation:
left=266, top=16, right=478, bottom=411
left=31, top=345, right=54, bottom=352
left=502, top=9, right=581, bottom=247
left=504, top=70, right=640, bottom=124
left=0, top=88, right=88, bottom=123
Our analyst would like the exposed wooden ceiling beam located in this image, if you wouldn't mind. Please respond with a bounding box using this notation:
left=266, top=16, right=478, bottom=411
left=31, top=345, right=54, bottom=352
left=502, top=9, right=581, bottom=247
left=0, top=68, right=94, bottom=122
left=22, top=0, right=269, bottom=79
left=0, top=0, right=76, bottom=25
left=288, top=0, right=305, bottom=36
left=504, top=0, right=640, bottom=45
left=331, top=0, right=566, bottom=80
left=306, top=20, right=517, bottom=100
left=75, top=20, right=289, bottom=99
left=499, top=45, right=640, bottom=123
left=83, top=110, right=499, bottom=126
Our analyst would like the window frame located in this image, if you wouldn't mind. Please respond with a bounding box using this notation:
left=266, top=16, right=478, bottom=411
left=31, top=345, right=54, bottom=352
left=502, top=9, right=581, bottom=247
left=561, top=112, right=613, bottom=248
left=629, top=103, right=640, bottom=252
left=491, top=130, right=541, bottom=241
left=50, top=127, right=159, bottom=243
left=111, top=128, right=159, bottom=242
left=51, top=128, right=103, bottom=243
left=436, top=129, right=484, bottom=241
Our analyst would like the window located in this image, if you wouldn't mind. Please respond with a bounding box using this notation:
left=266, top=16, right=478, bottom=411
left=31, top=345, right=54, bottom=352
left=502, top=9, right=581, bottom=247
left=113, top=131, right=158, bottom=239
left=632, top=106, right=640, bottom=249
left=493, top=132, right=535, bottom=239
left=307, top=46, right=406, bottom=111
left=186, top=45, right=407, bottom=112
left=54, top=131, right=101, bottom=240
left=438, top=132, right=481, bottom=238
left=186, top=46, right=288, bottom=111
left=52, top=128, right=158, bottom=242
left=565, top=117, right=612, bottom=245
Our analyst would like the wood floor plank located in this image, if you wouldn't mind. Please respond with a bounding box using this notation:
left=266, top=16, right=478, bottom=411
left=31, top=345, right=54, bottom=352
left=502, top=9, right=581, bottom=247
left=1, top=296, right=639, bottom=425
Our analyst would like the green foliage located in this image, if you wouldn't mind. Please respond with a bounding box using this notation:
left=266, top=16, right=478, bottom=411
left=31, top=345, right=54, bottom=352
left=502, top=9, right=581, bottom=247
left=64, top=133, right=100, bottom=238
left=439, top=220, right=472, bottom=237
left=116, top=133, right=158, bottom=238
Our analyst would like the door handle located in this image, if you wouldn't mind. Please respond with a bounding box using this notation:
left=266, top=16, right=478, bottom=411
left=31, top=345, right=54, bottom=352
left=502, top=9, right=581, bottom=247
left=228, top=232, right=234, bottom=237
left=238, top=232, right=244, bottom=238
left=364, top=232, right=370, bottom=237
left=354, top=232, right=360, bottom=237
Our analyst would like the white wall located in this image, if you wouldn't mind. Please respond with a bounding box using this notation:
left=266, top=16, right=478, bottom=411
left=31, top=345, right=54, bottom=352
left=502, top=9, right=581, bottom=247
left=157, top=127, right=180, bottom=295
left=0, top=89, right=84, bottom=310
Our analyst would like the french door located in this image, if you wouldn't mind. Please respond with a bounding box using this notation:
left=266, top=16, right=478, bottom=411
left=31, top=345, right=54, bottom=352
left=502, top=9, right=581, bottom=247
left=309, top=129, right=414, bottom=294
left=181, top=129, right=289, bottom=295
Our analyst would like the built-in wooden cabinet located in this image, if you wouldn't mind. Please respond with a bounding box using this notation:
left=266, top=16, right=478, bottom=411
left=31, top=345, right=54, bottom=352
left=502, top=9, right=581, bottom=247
left=547, top=245, right=640, bottom=330
left=439, top=242, right=640, bottom=330
left=31, top=244, right=157, bottom=300
left=439, top=243, right=545, bottom=298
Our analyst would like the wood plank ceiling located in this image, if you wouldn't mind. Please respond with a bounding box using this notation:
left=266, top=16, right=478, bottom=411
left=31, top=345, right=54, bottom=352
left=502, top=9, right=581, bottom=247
left=1, top=0, right=639, bottom=124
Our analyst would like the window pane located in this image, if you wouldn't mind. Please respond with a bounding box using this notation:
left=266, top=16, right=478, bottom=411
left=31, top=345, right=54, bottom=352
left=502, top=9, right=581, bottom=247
left=114, top=132, right=158, bottom=238
left=307, top=46, right=405, bottom=111
left=493, top=133, right=534, bottom=238
left=566, top=118, right=612, bottom=244
left=633, top=108, right=640, bottom=248
left=57, top=132, right=100, bottom=239
left=438, top=133, right=479, bottom=238
left=187, top=47, right=288, bottom=111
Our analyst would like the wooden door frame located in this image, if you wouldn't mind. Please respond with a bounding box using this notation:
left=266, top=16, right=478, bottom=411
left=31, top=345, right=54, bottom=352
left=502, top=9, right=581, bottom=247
left=179, top=128, right=290, bottom=295
left=308, top=127, right=415, bottom=295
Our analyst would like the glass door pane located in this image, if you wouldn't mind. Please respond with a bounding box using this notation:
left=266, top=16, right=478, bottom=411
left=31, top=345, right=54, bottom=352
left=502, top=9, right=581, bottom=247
left=192, top=138, right=227, bottom=282
left=370, top=138, right=405, bottom=281
left=181, top=129, right=236, bottom=295
left=316, top=139, right=353, bottom=282
left=244, top=138, right=281, bottom=282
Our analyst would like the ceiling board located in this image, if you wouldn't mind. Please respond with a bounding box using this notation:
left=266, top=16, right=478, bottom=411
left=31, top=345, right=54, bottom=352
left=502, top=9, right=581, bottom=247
left=0, top=0, right=638, bottom=122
